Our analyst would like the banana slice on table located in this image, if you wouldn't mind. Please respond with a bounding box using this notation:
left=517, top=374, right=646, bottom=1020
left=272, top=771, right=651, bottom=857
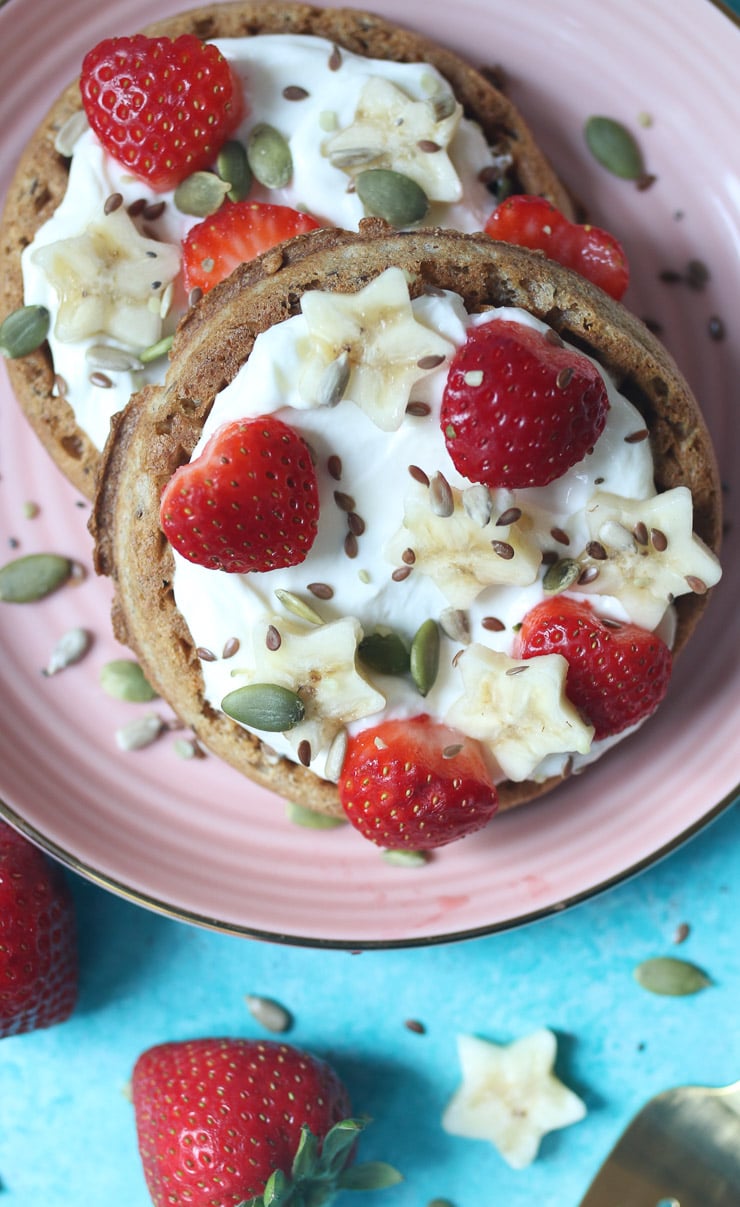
left=446, top=644, right=593, bottom=781
left=323, top=76, right=463, bottom=202
left=299, top=267, right=453, bottom=431
left=578, top=487, right=722, bottom=630
left=442, top=1030, right=587, bottom=1169
left=228, top=613, right=385, bottom=761
left=31, top=206, right=180, bottom=348
left=386, top=481, right=541, bottom=609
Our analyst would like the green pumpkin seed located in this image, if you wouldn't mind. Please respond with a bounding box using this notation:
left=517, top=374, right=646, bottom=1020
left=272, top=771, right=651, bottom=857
left=173, top=171, right=231, bottom=217
left=410, top=618, right=440, bottom=697
left=100, top=659, right=158, bottom=702
left=543, top=557, right=581, bottom=594
left=381, top=848, right=430, bottom=868
left=634, top=956, right=711, bottom=996
left=359, top=630, right=410, bottom=676
left=0, top=304, right=50, bottom=359
left=221, top=682, right=305, bottom=731
left=356, top=169, right=429, bottom=228
left=247, top=123, right=293, bottom=189
left=286, top=800, right=347, bottom=829
left=217, top=139, right=253, bottom=202
left=584, top=116, right=644, bottom=180
left=0, top=552, right=72, bottom=603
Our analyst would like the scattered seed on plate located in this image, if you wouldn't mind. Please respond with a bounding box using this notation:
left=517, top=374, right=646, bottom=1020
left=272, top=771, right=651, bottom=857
left=285, top=799, right=346, bottom=828
left=173, top=737, right=204, bottom=760
left=382, top=849, right=430, bottom=868
left=43, top=626, right=92, bottom=676
left=633, top=955, right=711, bottom=996
left=115, top=713, right=165, bottom=752
left=673, top=921, right=691, bottom=945
left=0, top=551, right=72, bottom=603
left=246, top=994, right=294, bottom=1033
left=100, top=659, right=158, bottom=702
left=404, top=1018, right=426, bottom=1034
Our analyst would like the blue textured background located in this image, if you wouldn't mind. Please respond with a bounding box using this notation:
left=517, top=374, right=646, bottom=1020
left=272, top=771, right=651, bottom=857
left=1, top=1, right=739, bottom=1205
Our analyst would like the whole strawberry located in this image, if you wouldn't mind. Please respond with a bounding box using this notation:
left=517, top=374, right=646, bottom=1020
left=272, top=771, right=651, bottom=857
left=485, top=195, right=630, bottom=300
left=160, top=417, right=320, bottom=574
left=515, top=597, right=672, bottom=739
left=132, top=1037, right=401, bottom=1207
left=0, top=822, right=77, bottom=1037
left=80, top=34, right=243, bottom=191
left=440, top=319, right=610, bottom=490
left=338, top=715, right=498, bottom=850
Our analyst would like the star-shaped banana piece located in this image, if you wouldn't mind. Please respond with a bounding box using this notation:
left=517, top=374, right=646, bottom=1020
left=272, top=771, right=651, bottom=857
left=442, top=1031, right=587, bottom=1170
left=31, top=206, right=180, bottom=348
left=299, top=267, right=453, bottom=431
left=323, top=76, right=463, bottom=202
left=386, top=482, right=541, bottom=608
left=238, top=613, right=385, bottom=759
left=446, top=645, right=593, bottom=781
left=578, top=487, right=722, bottom=629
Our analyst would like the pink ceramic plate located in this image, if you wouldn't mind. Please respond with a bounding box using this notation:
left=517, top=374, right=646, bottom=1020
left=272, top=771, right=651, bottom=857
left=1, top=0, right=738, bottom=946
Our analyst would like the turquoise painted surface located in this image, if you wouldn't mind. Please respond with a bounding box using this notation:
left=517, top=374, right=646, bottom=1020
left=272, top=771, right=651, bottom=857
left=1, top=803, right=739, bottom=1207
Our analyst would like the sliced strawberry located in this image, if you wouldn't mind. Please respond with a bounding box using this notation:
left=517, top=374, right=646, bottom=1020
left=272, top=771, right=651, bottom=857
left=160, top=416, right=320, bottom=574
left=515, top=597, right=672, bottom=740
left=440, top=319, right=610, bottom=490
left=338, top=715, right=498, bottom=850
left=80, top=34, right=243, bottom=192
left=485, top=195, right=630, bottom=300
left=182, top=201, right=322, bottom=294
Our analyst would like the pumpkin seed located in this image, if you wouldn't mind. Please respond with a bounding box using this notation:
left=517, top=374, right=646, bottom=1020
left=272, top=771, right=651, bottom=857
left=381, top=848, right=430, bottom=868
left=359, top=630, right=410, bottom=676
left=410, top=618, right=440, bottom=697
left=247, top=123, right=293, bottom=189
left=100, top=659, right=158, bottom=702
left=44, top=627, right=91, bottom=676
left=0, top=304, right=50, bottom=359
left=543, top=557, right=581, bottom=594
left=115, top=713, right=164, bottom=752
left=274, top=588, right=324, bottom=625
left=356, top=169, right=429, bottom=228
left=139, top=334, right=174, bottom=364
left=286, top=800, right=346, bottom=829
left=245, top=993, right=293, bottom=1033
left=173, top=170, right=231, bottom=217
left=584, top=116, right=644, bottom=180
left=221, top=682, right=305, bottom=731
left=0, top=552, right=71, bottom=602
left=217, top=139, right=253, bottom=202
left=634, top=956, right=711, bottom=996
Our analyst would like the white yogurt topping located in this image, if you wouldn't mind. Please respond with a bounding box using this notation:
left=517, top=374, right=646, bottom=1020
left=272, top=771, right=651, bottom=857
left=171, top=292, right=657, bottom=782
left=21, top=34, right=499, bottom=450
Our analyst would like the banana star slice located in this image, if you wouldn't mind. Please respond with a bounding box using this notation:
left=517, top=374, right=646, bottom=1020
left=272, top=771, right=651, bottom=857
left=31, top=206, right=180, bottom=348
left=386, top=482, right=541, bottom=609
left=578, top=487, right=722, bottom=629
left=323, top=76, right=464, bottom=202
left=234, top=613, right=385, bottom=758
left=442, top=1030, right=587, bottom=1170
left=299, top=267, right=453, bottom=431
left=446, top=644, right=593, bottom=781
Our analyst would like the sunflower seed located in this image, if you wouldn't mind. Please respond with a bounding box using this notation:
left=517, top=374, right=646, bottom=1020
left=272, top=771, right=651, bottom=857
left=429, top=471, right=454, bottom=517
left=0, top=552, right=71, bottom=603
left=328, top=146, right=380, bottom=169
left=85, top=344, right=143, bottom=373
left=316, top=350, right=351, bottom=407
left=274, top=588, right=324, bottom=625
left=323, top=728, right=349, bottom=783
left=462, top=484, right=492, bottom=527
left=439, top=608, right=471, bottom=645
left=54, top=110, right=89, bottom=157
left=43, top=627, right=91, bottom=676
left=246, top=994, right=294, bottom=1032
left=221, top=683, right=305, bottom=731
left=115, top=713, right=164, bottom=752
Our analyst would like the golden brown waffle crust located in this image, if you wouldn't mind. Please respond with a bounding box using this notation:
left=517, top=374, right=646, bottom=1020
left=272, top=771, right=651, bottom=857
left=0, top=1, right=573, bottom=500
left=91, top=223, right=722, bottom=818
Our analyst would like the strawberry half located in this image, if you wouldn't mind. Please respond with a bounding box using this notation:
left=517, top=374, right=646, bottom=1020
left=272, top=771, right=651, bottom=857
left=0, top=822, right=77, bottom=1037
left=80, top=34, right=243, bottom=191
left=182, top=201, right=322, bottom=295
left=338, top=715, right=498, bottom=850
left=160, top=416, right=320, bottom=574
left=440, top=319, right=610, bottom=490
left=515, top=597, right=672, bottom=740
left=485, top=195, right=630, bottom=301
